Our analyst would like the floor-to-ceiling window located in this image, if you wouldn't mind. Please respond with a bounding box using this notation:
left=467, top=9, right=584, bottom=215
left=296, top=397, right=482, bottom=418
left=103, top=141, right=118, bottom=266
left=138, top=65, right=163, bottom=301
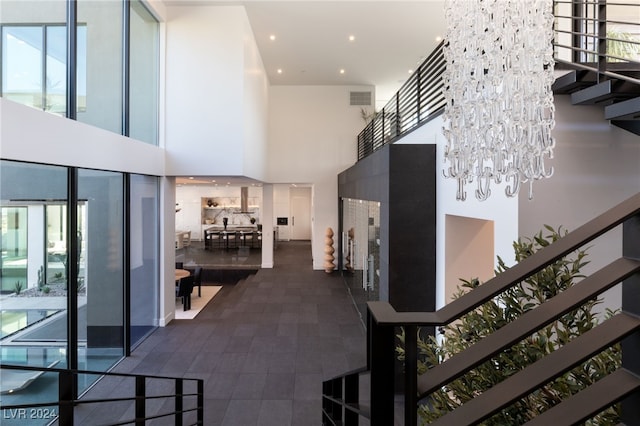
left=76, top=169, right=125, bottom=392
left=129, top=0, right=159, bottom=145
left=76, top=1, right=123, bottom=133
left=0, top=161, right=143, bottom=422
left=0, top=161, right=68, bottom=426
left=0, top=0, right=68, bottom=115
left=1, top=0, right=159, bottom=145
left=129, top=174, right=159, bottom=349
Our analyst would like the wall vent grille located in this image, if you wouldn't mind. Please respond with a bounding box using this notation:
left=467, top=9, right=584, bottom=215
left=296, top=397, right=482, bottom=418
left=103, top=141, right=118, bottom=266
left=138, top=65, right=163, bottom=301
left=350, top=91, right=372, bottom=106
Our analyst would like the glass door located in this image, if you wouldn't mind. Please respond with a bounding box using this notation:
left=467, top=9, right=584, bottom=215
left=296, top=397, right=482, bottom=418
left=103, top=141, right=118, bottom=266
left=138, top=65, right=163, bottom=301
left=341, top=198, right=380, bottom=325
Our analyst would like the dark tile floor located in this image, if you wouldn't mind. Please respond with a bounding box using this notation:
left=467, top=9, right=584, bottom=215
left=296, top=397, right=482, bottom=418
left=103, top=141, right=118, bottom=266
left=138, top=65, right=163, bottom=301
left=79, top=241, right=367, bottom=425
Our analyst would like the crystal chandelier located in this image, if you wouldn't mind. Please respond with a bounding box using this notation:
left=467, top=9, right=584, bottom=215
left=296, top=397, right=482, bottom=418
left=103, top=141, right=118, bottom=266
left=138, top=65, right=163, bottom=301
left=442, top=0, right=556, bottom=201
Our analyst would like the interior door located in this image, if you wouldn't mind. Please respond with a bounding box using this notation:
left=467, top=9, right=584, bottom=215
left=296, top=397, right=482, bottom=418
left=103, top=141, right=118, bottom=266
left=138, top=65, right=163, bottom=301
left=290, top=187, right=311, bottom=240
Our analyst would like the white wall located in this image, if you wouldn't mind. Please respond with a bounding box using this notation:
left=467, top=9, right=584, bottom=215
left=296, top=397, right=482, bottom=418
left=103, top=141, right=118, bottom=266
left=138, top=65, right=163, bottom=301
left=0, top=99, right=165, bottom=176
left=242, top=12, right=269, bottom=181
left=267, top=85, right=370, bottom=269
left=164, top=5, right=268, bottom=181
left=518, top=95, right=640, bottom=312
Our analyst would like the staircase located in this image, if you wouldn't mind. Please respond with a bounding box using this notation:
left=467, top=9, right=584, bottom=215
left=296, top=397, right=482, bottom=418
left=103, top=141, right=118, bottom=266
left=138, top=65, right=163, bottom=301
left=323, top=192, right=640, bottom=425
left=552, top=68, right=640, bottom=135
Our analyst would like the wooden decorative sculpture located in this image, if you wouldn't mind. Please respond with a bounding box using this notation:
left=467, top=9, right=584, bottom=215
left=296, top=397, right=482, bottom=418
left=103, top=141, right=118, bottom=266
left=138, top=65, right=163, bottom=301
left=324, top=227, right=335, bottom=273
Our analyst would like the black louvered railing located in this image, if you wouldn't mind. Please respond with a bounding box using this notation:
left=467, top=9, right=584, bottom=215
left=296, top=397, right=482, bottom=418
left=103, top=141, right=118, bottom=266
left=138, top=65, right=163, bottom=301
left=356, top=41, right=445, bottom=161
left=356, top=0, right=640, bottom=161
left=0, top=364, right=204, bottom=425
left=323, top=192, right=640, bottom=425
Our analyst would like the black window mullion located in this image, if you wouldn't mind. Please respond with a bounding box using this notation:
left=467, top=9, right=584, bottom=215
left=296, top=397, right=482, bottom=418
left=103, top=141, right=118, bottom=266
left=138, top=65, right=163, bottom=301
left=66, top=0, right=77, bottom=119
left=123, top=0, right=130, bottom=136
left=42, top=25, right=47, bottom=111
left=67, top=167, right=79, bottom=398
left=124, top=174, right=131, bottom=355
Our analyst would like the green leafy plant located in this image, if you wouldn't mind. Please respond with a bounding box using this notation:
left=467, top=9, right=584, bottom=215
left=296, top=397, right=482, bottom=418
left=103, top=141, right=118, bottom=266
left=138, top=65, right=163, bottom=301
left=42, top=286, right=51, bottom=294
left=13, top=281, right=23, bottom=295
left=397, top=226, right=621, bottom=425
left=607, top=29, right=640, bottom=63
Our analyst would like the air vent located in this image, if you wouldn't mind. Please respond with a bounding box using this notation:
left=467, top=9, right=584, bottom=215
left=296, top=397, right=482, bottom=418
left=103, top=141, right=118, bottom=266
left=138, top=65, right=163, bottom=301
left=350, top=91, right=372, bottom=106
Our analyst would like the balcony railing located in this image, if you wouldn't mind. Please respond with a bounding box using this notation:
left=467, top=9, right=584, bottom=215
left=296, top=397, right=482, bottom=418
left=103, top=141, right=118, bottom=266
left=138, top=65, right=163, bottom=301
left=0, top=364, right=204, bottom=425
left=554, top=0, right=640, bottom=85
left=356, top=0, right=640, bottom=161
left=356, top=41, right=445, bottom=161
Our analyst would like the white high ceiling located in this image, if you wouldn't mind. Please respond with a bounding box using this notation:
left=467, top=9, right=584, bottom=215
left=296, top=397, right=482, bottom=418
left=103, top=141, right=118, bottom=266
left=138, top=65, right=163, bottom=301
left=166, top=1, right=446, bottom=185
left=164, top=0, right=446, bottom=107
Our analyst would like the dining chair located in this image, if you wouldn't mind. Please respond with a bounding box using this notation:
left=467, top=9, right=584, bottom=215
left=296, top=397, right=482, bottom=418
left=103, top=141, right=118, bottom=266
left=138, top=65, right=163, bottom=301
left=176, top=275, right=195, bottom=311
left=193, top=266, right=202, bottom=297
left=175, top=262, right=184, bottom=269
left=205, top=230, right=222, bottom=250
left=242, top=231, right=254, bottom=248
left=224, top=231, right=238, bottom=249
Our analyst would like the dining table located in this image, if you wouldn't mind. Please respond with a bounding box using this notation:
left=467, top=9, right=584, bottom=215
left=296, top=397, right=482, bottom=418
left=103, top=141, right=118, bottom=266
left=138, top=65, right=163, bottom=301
left=175, top=268, right=191, bottom=281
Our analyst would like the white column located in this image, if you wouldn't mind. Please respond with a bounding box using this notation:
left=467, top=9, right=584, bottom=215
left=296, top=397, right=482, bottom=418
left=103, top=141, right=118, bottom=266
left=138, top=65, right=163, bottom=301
left=261, top=184, right=274, bottom=268
left=160, top=176, right=177, bottom=326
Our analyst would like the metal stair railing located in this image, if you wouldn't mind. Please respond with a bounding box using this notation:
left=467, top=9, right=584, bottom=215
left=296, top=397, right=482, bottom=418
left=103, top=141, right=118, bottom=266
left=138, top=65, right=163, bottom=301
left=0, top=364, right=204, bottom=425
left=322, top=192, right=640, bottom=425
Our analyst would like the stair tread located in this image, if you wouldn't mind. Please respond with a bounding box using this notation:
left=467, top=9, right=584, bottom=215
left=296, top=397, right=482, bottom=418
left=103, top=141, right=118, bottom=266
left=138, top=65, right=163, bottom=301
left=524, top=368, right=640, bottom=426
left=571, top=80, right=640, bottom=105
left=428, top=313, right=640, bottom=426
left=604, top=96, right=640, bottom=120
left=552, top=70, right=597, bottom=94
left=417, top=258, right=640, bottom=398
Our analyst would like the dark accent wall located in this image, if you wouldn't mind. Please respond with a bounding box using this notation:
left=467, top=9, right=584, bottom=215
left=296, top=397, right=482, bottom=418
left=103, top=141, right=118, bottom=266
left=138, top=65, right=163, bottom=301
left=338, top=144, right=436, bottom=312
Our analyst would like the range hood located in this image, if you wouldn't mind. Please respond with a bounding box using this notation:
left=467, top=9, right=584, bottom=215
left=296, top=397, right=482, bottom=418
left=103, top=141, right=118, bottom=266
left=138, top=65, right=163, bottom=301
left=239, top=186, right=251, bottom=213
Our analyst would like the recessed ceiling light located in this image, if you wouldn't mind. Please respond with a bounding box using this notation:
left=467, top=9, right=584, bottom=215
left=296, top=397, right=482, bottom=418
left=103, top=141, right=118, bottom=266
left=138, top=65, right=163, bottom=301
left=188, top=177, right=194, bottom=180
left=435, top=36, right=442, bottom=42
left=348, top=35, right=355, bottom=42
left=211, top=180, right=216, bottom=183
left=277, top=68, right=283, bottom=74
left=269, top=34, right=276, bottom=41
left=339, top=69, right=345, bottom=74
left=408, top=69, right=414, bottom=74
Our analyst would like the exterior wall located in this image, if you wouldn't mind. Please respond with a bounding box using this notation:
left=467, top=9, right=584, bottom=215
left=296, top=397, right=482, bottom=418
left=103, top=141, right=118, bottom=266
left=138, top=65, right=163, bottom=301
left=267, top=85, right=370, bottom=269
left=518, top=95, right=640, bottom=313
left=164, top=5, right=268, bottom=180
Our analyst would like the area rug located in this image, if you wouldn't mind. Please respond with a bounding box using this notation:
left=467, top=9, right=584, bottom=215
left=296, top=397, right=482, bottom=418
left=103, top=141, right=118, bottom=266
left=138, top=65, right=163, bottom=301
left=175, top=285, right=222, bottom=320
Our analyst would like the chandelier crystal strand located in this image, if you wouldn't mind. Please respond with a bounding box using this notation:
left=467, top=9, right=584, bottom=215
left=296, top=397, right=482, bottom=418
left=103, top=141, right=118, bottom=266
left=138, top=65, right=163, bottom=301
left=442, top=0, right=556, bottom=201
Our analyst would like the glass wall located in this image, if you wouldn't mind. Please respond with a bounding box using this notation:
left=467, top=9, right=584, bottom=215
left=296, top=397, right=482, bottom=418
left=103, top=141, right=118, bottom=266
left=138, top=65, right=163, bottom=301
left=0, top=0, right=68, bottom=114
left=0, top=0, right=159, bottom=145
left=76, top=1, right=123, bottom=133
left=0, top=161, right=145, bottom=418
left=341, top=198, right=380, bottom=326
left=0, top=161, right=68, bottom=425
left=129, top=0, right=159, bottom=145
left=130, top=174, right=159, bottom=348
left=76, top=169, right=124, bottom=392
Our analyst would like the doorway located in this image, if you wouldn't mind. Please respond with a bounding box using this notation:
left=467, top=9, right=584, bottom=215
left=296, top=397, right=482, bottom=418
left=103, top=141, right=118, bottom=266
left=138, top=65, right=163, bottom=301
left=444, top=215, right=495, bottom=305
left=290, top=187, right=311, bottom=240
